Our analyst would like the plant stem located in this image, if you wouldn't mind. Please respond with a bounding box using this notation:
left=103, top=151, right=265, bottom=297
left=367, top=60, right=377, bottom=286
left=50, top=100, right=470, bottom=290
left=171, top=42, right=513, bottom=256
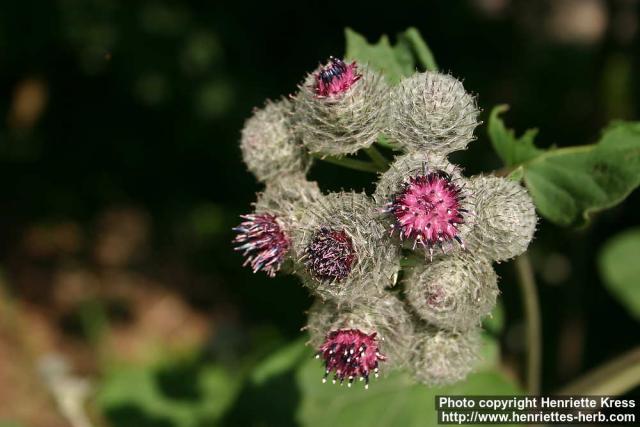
left=558, top=346, right=640, bottom=395
left=515, top=254, right=542, bottom=395
left=364, top=146, right=389, bottom=170
left=313, top=154, right=380, bottom=173
left=375, top=135, right=401, bottom=151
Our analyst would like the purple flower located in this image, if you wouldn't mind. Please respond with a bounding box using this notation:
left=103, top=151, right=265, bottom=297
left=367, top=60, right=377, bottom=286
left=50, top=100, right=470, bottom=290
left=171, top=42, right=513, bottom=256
left=388, top=170, right=466, bottom=254
left=304, top=227, right=357, bottom=282
left=314, top=57, right=361, bottom=98
left=233, top=213, right=290, bottom=277
left=316, top=329, right=385, bottom=388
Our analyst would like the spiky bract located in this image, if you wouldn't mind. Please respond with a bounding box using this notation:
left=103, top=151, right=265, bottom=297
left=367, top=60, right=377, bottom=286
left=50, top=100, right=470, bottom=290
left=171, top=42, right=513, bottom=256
left=240, top=98, right=311, bottom=182
left=404, top=253, right=498, bottom=331
left=254, top=173, right=322, bottom=226
left=410, top=326, right=481, bottom=386
left=467, top=175, right=537, bottom=262
left=387, top=71, right=479, bottom=155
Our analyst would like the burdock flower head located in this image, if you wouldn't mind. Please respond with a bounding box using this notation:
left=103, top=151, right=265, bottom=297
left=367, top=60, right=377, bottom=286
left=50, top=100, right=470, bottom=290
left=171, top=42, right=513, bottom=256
left=387, top=71, right=480, bottom=155
left=232, top=213, right=290, bottom=277
left=467, top=175, right=537, bottom=262
left=293, top=192, right=401, bottom=304
left=235, top=45, right=541, bottom=391
left=314, top=57, right=361, bottom=97
left=240, top=98, right=311, bottom=182
left=404, top=252, right=499, bottom=331
left=293, top=57, right=388, bottom=156
left=305, top=293, right=414, bottom=387
left=374, top=152, right=475, bottom=259
left=233, top=174, right=321, bottom=277
left=409, top=325, right=481, bottom=386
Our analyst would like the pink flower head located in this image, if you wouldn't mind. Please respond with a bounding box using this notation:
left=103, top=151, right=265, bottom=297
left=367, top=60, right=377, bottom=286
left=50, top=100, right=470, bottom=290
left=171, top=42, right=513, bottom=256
left=388, top=169, right=466, bottom=257
left=316, top=329, right=385, bottom=388
left=233, top=213, right=290, bottom=277
left=314, top=57, right=361, bottom=98
left=304, top=227, right=357, bottom=282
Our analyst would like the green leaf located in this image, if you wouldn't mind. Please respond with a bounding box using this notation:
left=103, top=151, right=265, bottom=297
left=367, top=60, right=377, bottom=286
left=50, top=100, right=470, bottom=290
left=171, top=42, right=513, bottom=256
left=296, top=353, right=521, bottom=427
left=396, top=27, right=438, bottom=72
left=488, top=105, right=543, bottom=166
left=524, top=122, right=640, bottom=226
left=598, top=228, right=640, bottom=320
left=344, top=27, right=437, bottom=85
left=489, top=107, right=640, bottom=226
left=229, top=339, right=519, bottom=427
left=96, top=360, right=242, bottom=427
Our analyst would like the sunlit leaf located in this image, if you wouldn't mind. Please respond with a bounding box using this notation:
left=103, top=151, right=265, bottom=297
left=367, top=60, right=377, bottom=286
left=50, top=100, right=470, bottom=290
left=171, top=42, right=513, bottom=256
left=488, top=107, right=640, bottom=226
left=524, top=122, right=640, bottom=226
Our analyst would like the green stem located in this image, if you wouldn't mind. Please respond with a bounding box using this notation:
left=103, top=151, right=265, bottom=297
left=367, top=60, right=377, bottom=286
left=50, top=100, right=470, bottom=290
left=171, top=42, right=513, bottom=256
left=313, top=154, right=380, bottom=173
left=376, top=134, right=402, bottom=151
left=558, top=346, right=640, bottom=395
left=515, top=254, right=542, bottom=395
left=364, top=146, right=389, bottom=170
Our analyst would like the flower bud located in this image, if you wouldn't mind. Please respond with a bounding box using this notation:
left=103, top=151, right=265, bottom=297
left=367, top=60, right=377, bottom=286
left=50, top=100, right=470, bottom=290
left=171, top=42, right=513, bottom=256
left=240, top=98, right=311, bottom=182
left=305, top=293, right=414, bottom=387
left=254, top=173, right=322, bottom=226
left=404, top=253, right=498, bottom=331
left=387, top=71, right=479, bottom=155
left=410, top=326, right=481, bottom=386
left=467, top=175, right=537, bottom=262
left=293, top=58, right=388, bottom=156
left=374, top=152, right=475, bottom=259
left=293, top=192, right=401, bottom=303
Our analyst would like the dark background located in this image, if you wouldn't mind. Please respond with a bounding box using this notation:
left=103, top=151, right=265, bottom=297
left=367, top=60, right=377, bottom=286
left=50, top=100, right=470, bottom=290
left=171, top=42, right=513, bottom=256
left=0, top=1, right=638, bottom=426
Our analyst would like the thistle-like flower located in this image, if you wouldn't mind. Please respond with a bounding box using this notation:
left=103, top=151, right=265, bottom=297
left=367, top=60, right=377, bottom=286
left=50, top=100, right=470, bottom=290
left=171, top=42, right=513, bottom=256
left=293, top=58, right=388, bottom=156
left=316, top=329, right=385, bottom=388
left=305, top=293, right=415, bottom=387
left=467, top=175, right=537, bottom=262
left=314, top=57, right=361, bottom=97
left=305, top=227, right=357, bottom=282
left=404, top=253, right=498, bottom=331
left=410, top=326, right=481, bottom=386
left=232, top=213, right=290, bottom=277
left=387, top=71, right=479, bottom=155
left=293, top=192, right=401, bottom=303
left=240, top=98, right=311, bottom=182
left=235, top=174, right=321, bottom=277
left=374, top=152, right=475, bottom=258
left=235, top=50, right=539, bottom=391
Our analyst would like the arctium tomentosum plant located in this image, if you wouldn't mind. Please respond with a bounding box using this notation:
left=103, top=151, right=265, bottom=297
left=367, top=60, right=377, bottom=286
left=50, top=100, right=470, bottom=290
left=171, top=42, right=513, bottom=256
left=233, top=44, right=537, bottom=389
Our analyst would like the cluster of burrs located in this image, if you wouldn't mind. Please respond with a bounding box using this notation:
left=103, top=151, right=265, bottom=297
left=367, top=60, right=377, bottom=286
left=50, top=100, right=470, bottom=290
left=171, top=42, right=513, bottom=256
left=234, top=57, right=537, bottom=388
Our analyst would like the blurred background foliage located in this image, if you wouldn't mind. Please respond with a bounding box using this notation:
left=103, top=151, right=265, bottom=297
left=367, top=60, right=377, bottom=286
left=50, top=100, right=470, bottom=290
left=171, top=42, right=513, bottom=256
left=0, top=0, right=639, bottom=426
